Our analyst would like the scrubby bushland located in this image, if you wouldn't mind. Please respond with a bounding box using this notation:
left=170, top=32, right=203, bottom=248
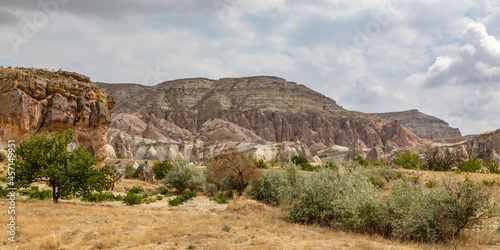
left=248, top=160, right=499, bottom=243
left=19, top=186, right=52, bottom=200
left=458, top=158, right=483, bottom=173
left=206, top=147, right=261, bottom=194
left=393, top=152, right=424, bottom=170
left=152, top=160, right=173, bottom=181
left=168, top=190, right=197, bottom=206
left=162, top=155, right=205, bottom=193
left=82, top=192, right=123, bottom=203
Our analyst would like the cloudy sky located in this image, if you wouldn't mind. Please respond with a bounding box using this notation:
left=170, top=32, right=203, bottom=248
left=1, top=0, right=500, bottom=135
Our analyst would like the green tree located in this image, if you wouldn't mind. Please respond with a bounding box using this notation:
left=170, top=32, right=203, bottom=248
left=152, top=160, right=173, bottom=181
left=15, top=130, right=114, bottom=203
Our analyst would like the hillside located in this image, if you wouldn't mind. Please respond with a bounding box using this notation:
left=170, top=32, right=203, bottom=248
left=99, top=76, right=428, bottom=162
left=371, top=109, right=462, bottom=140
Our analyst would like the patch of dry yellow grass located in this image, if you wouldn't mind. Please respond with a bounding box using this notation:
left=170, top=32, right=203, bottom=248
left=1, top=193, right=498, bottom=249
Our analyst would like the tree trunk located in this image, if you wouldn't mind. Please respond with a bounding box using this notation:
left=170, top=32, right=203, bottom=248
left=50, top=180, right=58, bottom=203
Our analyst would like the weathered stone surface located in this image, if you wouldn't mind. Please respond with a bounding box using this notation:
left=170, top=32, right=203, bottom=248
left=111, top=132, right=133, bottom=159
left=0, top=68, right=114, bottom=160
left=343, top=141, right=366, bottom=161
left=135, top=160, right=153, bottom=183
left=423, top=129, right=500, bottom=163
left=366, top=146, right=384, bottom=161
left=100, top=76, right=428, bottom=159
left=371, top=109, right=462, bottom=140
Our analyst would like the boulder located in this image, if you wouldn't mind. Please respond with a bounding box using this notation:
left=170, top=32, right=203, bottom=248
left=343, top=141, right=366, bottom=161
left=135, top=160, right=153, bottom=183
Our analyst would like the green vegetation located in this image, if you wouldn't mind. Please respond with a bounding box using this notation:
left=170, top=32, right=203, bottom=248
left=210, top=192, right=229, bottom=204
left=82, top=192, right=123, bottom=203
left=291, top=155, right=314, bottom=171
left=485, top=160, right=500, bottom=174
left=14, top=130, right=115, bottom=203
left=19, top=186, right=52, bottom=200
left=162, top=155, right=205, bottom=193
left=152, top=160, right=173, bottom=181
left=124, top=165, right=137, bottom=179
left=247, top=160, right=498, bottom=243
left=393, top=151, right=424, bottom=170
left=425, top=179, right=439, bottom=188
left=168, top=190, right=197, bottom=206
left=458, top=158, right=482, bottom=173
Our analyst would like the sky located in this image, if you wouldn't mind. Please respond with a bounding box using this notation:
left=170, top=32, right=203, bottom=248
left=1, top=0, right=500, bottom=136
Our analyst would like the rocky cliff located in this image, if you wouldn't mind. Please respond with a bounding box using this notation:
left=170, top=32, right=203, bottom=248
left=0, top=67, right=114, bottom=160
left=100, top=76, right=428, bottom=162
left=371, top=109, right=462, bottom=140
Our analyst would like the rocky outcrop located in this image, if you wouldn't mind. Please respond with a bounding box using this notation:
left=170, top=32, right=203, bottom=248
left=100, top=76, right=428, bottom=159
left=0, top=68, right=114, bottom=160
left=366, top=146, right=384, bottom=161
left=423, top=129, right=500, bottom=163
left=343, top=142, right=366, bottom=161
left=110, top=132, right=133, bottom=159
left=135, top=160, right=153, bottom=183
left=371, top=109, right=462, bottom=140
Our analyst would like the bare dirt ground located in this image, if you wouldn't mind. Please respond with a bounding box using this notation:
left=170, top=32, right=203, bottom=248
left=0, top=172, right=499, bottom=249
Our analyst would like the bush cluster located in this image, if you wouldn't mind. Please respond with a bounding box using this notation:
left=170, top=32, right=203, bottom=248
left=485, top=160, right=500, bottom=174
left=82, top=192, right=123, bottom=203
left=247, top=161, right=498, bottom=242
left=393, top=152, right=424, bottom=170
left=153, top=160, right=173, bottom=181
left=124, top=165, right=137, bottom=179
left=291, top=156, right=314, bottom=171
left=457, top=159, right=482, bottom=173
left=19, top=186, right=52, bottom=200
left=169, top=190, right=197, bottom=206
left=162, top=156, right=205, bottom=193
left=0, top=186, right=10, bottom=198
left=210, top=192, right=229, bottom=204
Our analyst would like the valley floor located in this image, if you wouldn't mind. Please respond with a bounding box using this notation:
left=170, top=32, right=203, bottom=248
left=1, top=171, right=500, bottom=249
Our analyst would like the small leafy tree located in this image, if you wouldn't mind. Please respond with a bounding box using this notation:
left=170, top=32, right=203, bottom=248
left=458, top=158, right=482, bottom=173
left=15, top=130, right=114, bottom=203
left=206, top=147, right=261, bottom=194
left=162, top=155, right=205, bottom=193
left=152, top=160, right=173, bottom=181
left=393, top=151, right=424, bottom=169
left=291, top=155, right=314, bottom=171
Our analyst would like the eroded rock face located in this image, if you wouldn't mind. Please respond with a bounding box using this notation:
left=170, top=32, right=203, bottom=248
left=135, top=160, right=153, bottom=183
left=371, top=109, right=462, bottom=140
left=0, top=68, right=114, bottom=160
left=343, top=141, right=366, bottom=161
left=100, top=76, right=428, bottom=159
left=424, top=129, right=500, bottom=163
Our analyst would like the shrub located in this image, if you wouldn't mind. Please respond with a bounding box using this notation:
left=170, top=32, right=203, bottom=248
left=425, top=179, right=439, bottom=188
left=458, top=159, right=482, bottom=173
left=168, top=190, right=197, bottom=206
left=482, top=179, right=497, bottom=186
left=124, top=165, right=137, bottom=179
left=291, top=155, right=315, bottom=171
left=82, top=192, right=122, bottom=202
left=0, top=151, right=7, bottom=162
left=485, top=160, right=500, bottom=174
left=353, top=156, right=369, bottom=167
left=123, top=192, right=142, bottom=205
left=210, top=192, right=229, bottom=204
left=246, top=165, right=297, bottom=206
left=0, top=186, right=11, bottom=198
left=367, top=166, right=402, bottom=182
left=322, top=161, right=338, bottom=170
left=206, top=147, right=261, bottom=194
left=268, top=158, right=279, bottom=168
left=162, top=155, right=205, bottom=193
left=393, top=152, right=423, bottom=170
left=128, top=186, right=144, bottom=194
left=19, top=186, right=52, bottom=200
left=159, top=187, right=173, bottom=197
left=425, top=158, right=453, bottom=171
left=369, top=176, right=385, bottom=189
left=254, top=159, right=268, bottom=169
left=152, top=160, right=173, bottom=181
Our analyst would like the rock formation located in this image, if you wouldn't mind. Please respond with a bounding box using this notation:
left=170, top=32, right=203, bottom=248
left=371, top=109, right=462, bottom=140
left=100, top=76, right=428, bottom=162
left=423, top=129, right=500, bottom=163
left=135, top=160, right=153, bottom=183
left=0, top=67, right=114, bottom=160
left=343, top=141, right=366, bottom=161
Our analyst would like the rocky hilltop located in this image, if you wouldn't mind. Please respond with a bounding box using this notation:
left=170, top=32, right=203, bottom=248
left=99, top=76, right=428, bottom=162
left=0, top=67, right=114, bottom=160
left=371, top=109, right=462, bottom=140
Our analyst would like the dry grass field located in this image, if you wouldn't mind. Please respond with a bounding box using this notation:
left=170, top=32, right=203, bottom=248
left=1, top=171, right=499, bottom=249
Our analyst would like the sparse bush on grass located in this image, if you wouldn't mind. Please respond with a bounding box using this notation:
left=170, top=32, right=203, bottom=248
left=162, top=155, right=205, bottom=193
left=124, top=165, right=137, bottom=179
left=168, top=190, right=197, bottom=206
left=482, top=179, right=497, bottom=186
left=82, top=192, right=123, bottom=203
left=0, top=186, right=10, bottom=198
left=128, top=186, right=144, bottom=194
left=458, top=159, right=483, bottom=173
left=222, top=223, right=232, bottom=232
left=210, top=192, right=229, bottom=204
left=485, top=160, right=500, bottom=174
left=393, top=151, right=424, bottom=170
left=159, top=187, right=173, bottom=197
left=152, top=160, right=173, bottom=181
left=425, top=179, right=439, bottom=188
left=367, top=167, right=402, bottom=182
left=19, top=186, right=52, bottom=200
left=123, top=192, right=142, bottom=205
left=291, top=155, right=315, bottom=171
